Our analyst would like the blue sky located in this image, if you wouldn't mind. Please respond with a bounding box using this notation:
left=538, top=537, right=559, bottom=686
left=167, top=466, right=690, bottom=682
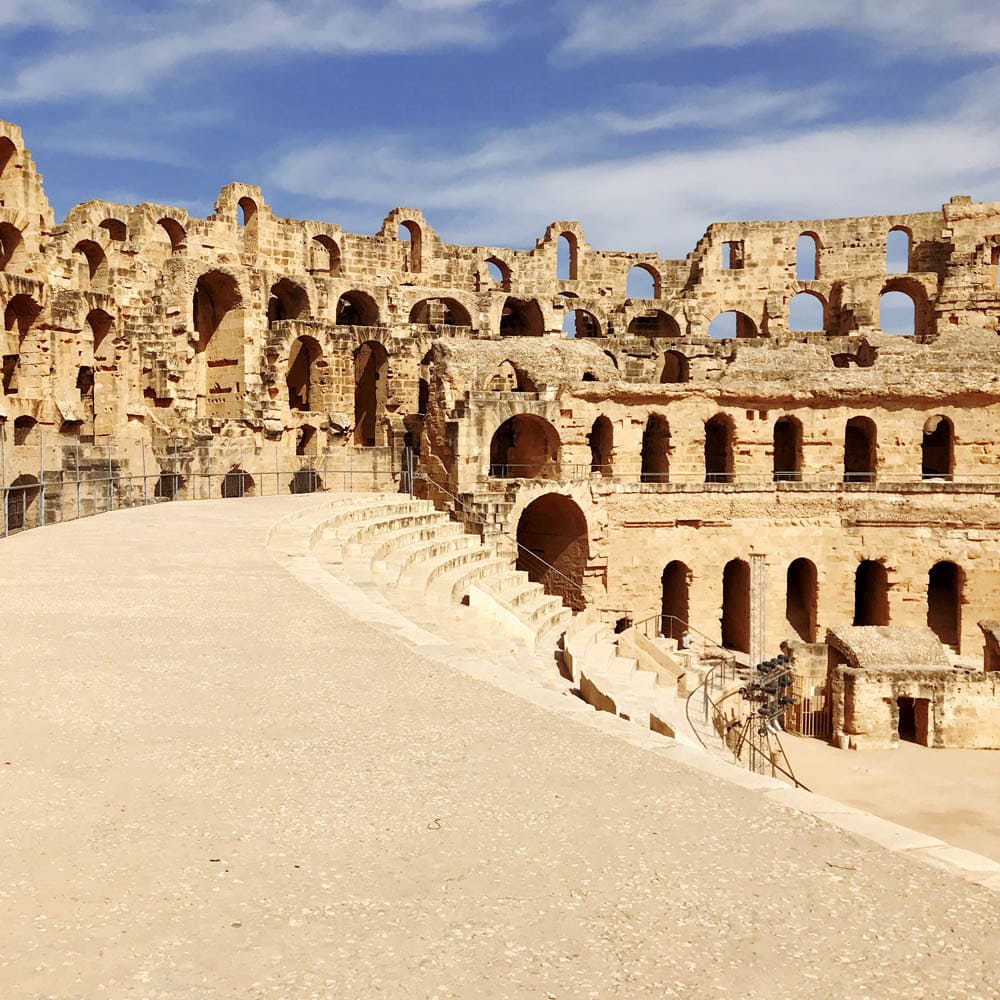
left=3, top=0, right=1000, bottom=257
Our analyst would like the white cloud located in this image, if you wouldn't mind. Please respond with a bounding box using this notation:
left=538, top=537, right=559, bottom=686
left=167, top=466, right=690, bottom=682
left=557, top=0, right=1000, bottom=59
left=0, top=0, right=91, bottom=29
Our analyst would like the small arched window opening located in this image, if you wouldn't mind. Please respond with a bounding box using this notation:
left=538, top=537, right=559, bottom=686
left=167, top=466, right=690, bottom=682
left=4, top=294, right=41, bottom=342
left=99, top=218, right=126, bottom=242
left=854, top=560, right=889, bottom=626
left=0, top=137, right=17, bottom=180
left=708, top=311, right=757, bottom=339
left=353, top=340, right=389, bottom=446
left=408, top=298, right=472, bottom=327
left=287, top=335, right=322, bottom=411
left=626, top=263, right=659, bottom=299
left=295, top=424, right=318, bottom=457
left=788, top=292, right=825, bottom=332
left=721, top=240, right=745, bottom=270
left=641, top=413, right=670, bottom=483
left=0, top=222, right=24, bottom=271
left=237, top=197, right=257, bottom=228
left=773, top=416, right=802, bottom=482
left=879, top=289, right=915, bottom=335
left=74, top=240, right=107, bottom=286
left=515, top=493, right=588, bottom=613
left=310, top=234, right=341, bottom=274
left=886, top=227, right=911, bottom=274
left=786, top=558, right=818, bottom=642
left=562, top=309, right=601, bottom=338
left=921, top=415, right=953, bottom=479
left=500, top=297, right=544, bottom=337
left=193, top=271, right=240, bottom=349
left=268, top=278, right=310, bottom=327
left=705, top=415, right=734, bottom=483
left=486, top=257, right=511, bottom=291
left=87, top=309, right=114, bottom=364
left=927, top=561, right=962, bottom=652
left=721, top=558, right=751, bottom=653
left=221, top=467, right=255, bottom=498
left=557, top=232, right=578, bottom=281
left=337, top=290, right=379, bottom=327
left=796, top=233, right=819, bottom=281
left=628, top=310, right=680, bottom=338
left=660, top=350, right=689, bottom=384
left=588, top=415, right=613, bottom=477
left=661, top=561, right=691, bottom=636
left=398, top=220, right=422, bottom=273
left=157, top=217, right=186, bottom=254
left=13, top=414, right=36, bottom=445
left=844, top=416, right=877, bottom=483
left=489, top=414, right=561, bottom=479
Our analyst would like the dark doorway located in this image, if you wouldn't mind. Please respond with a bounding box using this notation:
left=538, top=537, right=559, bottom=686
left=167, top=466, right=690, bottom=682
left=844, top=417, right=876, bottom=483
left=773, top=417, right=802, bottom=482
left=927, top=561, right=961, bottom=651
left=786, top=558, right=818, bottom=642
left=640, top=414, right=670, bottom=483
left=516, top=494, right=588, bottom=613
left=489, top=414, right=561, bottom=479
left=897, top=697, right=930, bottom=745
left=660, top=350, right=689, bottom=384
left=854, top=560, right=889, bottom=626
left=354, top=341, right=388, bottom=446
left=661, top=561, right=690, bottom=635
left=588, top=416, right=613, bottom=476
left=705, top=415, right=734, bottom=483
left=721, top=558, right=751, bottom=653
left=921, top=416, right=953, bottom=479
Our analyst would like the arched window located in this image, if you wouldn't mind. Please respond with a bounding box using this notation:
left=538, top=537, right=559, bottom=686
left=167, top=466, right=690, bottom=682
left=0, top=222, right=23, bottom=271
left=408, top=298, right=472, bottom=327
left=661, top=561, right=690, bottom=635
left=310, top=234, right=341, bottom=274
left=237, top=197, right=257, bottom=227
left=705, top=414, right=734, bottom=483
left=157, top=217, right=186, bottom=255
left=13, top=414, right=36, bottom=445
left=557, top=232, right=578, bottom=281
left=627, top=310, right=680, bottom=338
left=489, top=414, right=560, bottom=479
left=588, top=416, right=613, bottom=476
left=398, top=220, right=422, bottom=273
left=6, top=474, right=39, bottom=531
left=287, top=336, right=322, bottom=411
left=499, top=297, right=544, bottom=337
left=844, top=416, right=876, bottom=483
left=221, top=467, right=255, bottom=498
left=854, top=560, right=889, bottom=626
left=708, top=311, right=757, bottom=339
left=295, top=425, right=318, bottom=458
left=486, top=257, right=511, bottom=291
left=353, top=340, right=389, bottom=446
left=721, top=559, right=751, bottom=653
left=87, top=308, right=114, bottom=364
left=788, top=292, right=825, bottom=332
left=879, top=289, right=916, bottom=335
left=336, top=290, right=379, bottom=327
left=193, top=271, right=242, bottom=418
left=660, top=350, right=689, bottom=384
left=921, top=415, right=953, bottom=479
left=927, top=561, right=962, bottom=652
left=641, top=414, right=670, bottom=483
left=786, top=558, right=818, bottom=642
left=886, top=227, right=911, bottom=274
left=562, top=309, right=601, bottom=338
left=626, top=264, right=659, bottom=299
left=74, top=240, right=107, bottom=287
left=0, top=137, right=17, bottom=180
left=516, top=493, right=588, bottom=612
left=773, top=416, right=802, bottom=482
left=796, top=233, right=819, bottom=281
left=99, top=218, right=126, bottom=242
left=267, top=278, right=309, bottom=327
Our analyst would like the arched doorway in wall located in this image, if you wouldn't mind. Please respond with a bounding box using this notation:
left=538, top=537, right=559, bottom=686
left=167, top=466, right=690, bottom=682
left=489, top=414, right=560, bottom=479
left=773, top=416, right=803, bottom=482
left=500, top=297, right=544, bottom=337
left=287, top=335, right=322, bottom=411
left=337, top=290, right=379, bottom=326
left=627, top=310, right=680, bottom=338
left=708, top=311, right=758, bottom=339
left=515, top=493, right=588, bottom=613
left=193, top=271, right=242, bottom=418
left=922, top=416, right=953, bottom=479
left=661, top=561, right=690, bottom=636
left=705, top=415, right=734, bottom=483
left=854, top=560, right=889, bottom=626
left=927, top=561, right=962, bottom=652
left=660, top=350, right=689, bottom=384
left=354, top=340, right=389, bottom=446
left=6, top=474, right=39, bottom=531
left=640, top=414, right=670, bottom=483
left=221, top=467, right=255, bottom=498
left=267, top=278, right=309, bottom=327
left=588, top=416, right=613, bottom=476
left=786, top=558, right=818, bottom=642
left=721, top=558, right=751, bottom=653
left=844, top=416, right=877, bottom=483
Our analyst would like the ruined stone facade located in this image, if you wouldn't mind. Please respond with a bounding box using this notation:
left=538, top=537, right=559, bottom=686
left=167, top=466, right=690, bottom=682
left=3, top=119, right=1000, bottom=694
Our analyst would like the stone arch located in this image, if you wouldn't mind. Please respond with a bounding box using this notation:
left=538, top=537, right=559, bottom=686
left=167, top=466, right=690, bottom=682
left=660, top=350, right=689, bottom=383
left=0, top=222, right=24, bottom=271
left=193, top=269, right=243, bottom=418
left=661, top=560, right=691, bottom=633
left=485, top=256, right=511, bottom=291
left=796, top=232, right=820, bottom=281
left=626, top=262, right=660, bottom=299
left=0, top=136, right=17, bottom=180
left=99, top=218, right=127, bottom=242
left=708, top=310, right=758, bottom=339
left=485, top=359, right=536, bottom=393
left=287, top=335, right=323, bottom=411
left=398, top=219, right=422, bottom=273
left=588, top=415, right=613, bottom=476
left=489, top=414, right=560, bottom=479
left=87, top=308, right=114, bottom=362
left=515, top=492, right=588, bottom=612
left=157, top=217, right=187, bottom=254
left=310, top=234, right=341, bottom=275
left=927, top=561, right=963, bottom=652
left=354, top=339, right=389, bottom=446
left=879, top=276, right=930, bottom=336
left=628, top=309, right=680, bottom=338
left=6, top=473, right=39, bottom=531
left=221, top=466, right=255, bottom=498
left=640, top=413, right=670, bottom=483
left=854, top=559, right=889, bottom=626
left=74, top=239, right=108, bottom=289
left=408, top=297, right=472, bottom=327
left=705, top=414, right=734, bottom=483
left=237, top=197, right=258, bottom=228
left=721, top=558, right=751, bottom=653
left=13, top=414, right=36, bottom=445
left=886, top=225, right=911, bottom=274
left=844, top=416, right=877, bottom=482
left=500, top=297, right=544, bottom=337
left=786, top=558, right=818, bottom=642
left=267, top=278, right=310, bottom=326
left=773, top=415, right=803, bottom=481
left=337, top=289, right=379, bottom=327
left=557, top=231, right=578, bottom=281
left=295, top=424, right=319, bottom=458
left=788, top=290, right=826, bottom=332
left=2, top=294, right=42, bottom=395
left=922, top=414, right=953, bottom=479
left=562, top=309, right=602, bottom=338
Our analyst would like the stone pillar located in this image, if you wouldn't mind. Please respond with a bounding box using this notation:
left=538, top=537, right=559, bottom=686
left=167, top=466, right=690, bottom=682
left=750, top=552, right=767, bottom=668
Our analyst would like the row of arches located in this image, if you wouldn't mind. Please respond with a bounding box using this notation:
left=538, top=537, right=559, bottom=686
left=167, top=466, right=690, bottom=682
left=794, top=226, right=916, bottom=282
left=662, top=557, right=965, bottom=653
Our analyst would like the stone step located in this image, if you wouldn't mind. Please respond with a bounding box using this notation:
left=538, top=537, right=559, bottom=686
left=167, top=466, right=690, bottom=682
left=400, top=544, right=501, bottom=594
left=447, top=564, right=520, bottom=604
left=345, top=509, right=455, bottom=554
left=320, top=498, right=434, bottom=542
left=371, top=520, right=468, bottom=574
left=392, top=533, right=485, bottom=582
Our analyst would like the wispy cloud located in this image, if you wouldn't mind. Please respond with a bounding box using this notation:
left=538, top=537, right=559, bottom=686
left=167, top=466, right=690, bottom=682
left=0, top=0, right=92, bottom=30
left=556, top=0, right=1000, bottom=59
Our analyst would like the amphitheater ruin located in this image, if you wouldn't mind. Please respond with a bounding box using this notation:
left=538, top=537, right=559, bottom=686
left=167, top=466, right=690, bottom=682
left=3, top=117, right=1000, bottom=754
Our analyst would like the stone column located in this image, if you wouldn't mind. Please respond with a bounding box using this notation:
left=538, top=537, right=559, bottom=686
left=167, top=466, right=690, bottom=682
left=750, top=552, right=767, bottom=669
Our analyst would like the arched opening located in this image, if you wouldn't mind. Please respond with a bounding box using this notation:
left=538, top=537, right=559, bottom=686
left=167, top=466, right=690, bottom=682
left=353, top=340, right=389, bottom=446
left=927, top=561, right=962, bottom=652
left=773, top=416, right=802, bottom=482
left=661, top=561, right=690, bottom=634
left=287, top=335, right=322, bottom=411
left=886, top=227, right=911, bottom=274
left=486, top=360, right=535, bottom=393
left=796, top=233, right=819, bottom=281
left=486, top=257, right=511, bottom=291
left=562, top=309, right=601, bottom=338
left=708, top=311, right=757, bottom=339
left=310, top=234, right=341, bottom=274
left=398, top=220, right=422, bottom=273
left=879, top=289, right=915, bottom=335
left=854, top=560, right=889, bottom=626
left=489, top=414, right=560, bottom=479
left=786, top=558, right=818, bottom=642
left=296, top=424, right=318, bottom=457
left=557, top=232, right=578, bottom=281
left=237, top=197, right=257, bottom=227
left=154, top=472, right=184, bottom=500
left=0, top=137, right=17, bottom=179
left=844, top=416, right=876, bottom=482
left=221, top=467, right=255, bottom=498
left=336, top=290, right=379, bottom=327
left=6, top=474, right=39, bottom=531
left=13, top=414, right=36, bottom=445
left=3, top=295, right=41, bottom=395
left=660, top=350, right=689, bottom=384
left=515, top=493, right=588, bottom=612
left=626, top=263, right=660, bottom=299
left=627, top=310, right=680, bottom=338
left=922, top=415, right=953, bottom=479
left=193, top=270, right=242, bottom=418
left=640, top=413, right=670, bottom=483
left=408, top=298, right=472, bottom=327
left=721, top=558, right=751, bottom=653
left=705, top=414, right=734, bottom=483
left=500, top=297, right=544, bottom=337
left=588, top=415, right=613, bottom=476
left=0, top=222, right=24, bottom=271
left=788, top=292, right=825, bottom=332
left=88, top=308, right=114, bottom=370
left=267, top=278, right=309, bottom=327
left=99, top=218, right=126, bottom=242
left=74, top=239, right=107, bottom=286
left=157, top=217, right=186, bottom=254
left=290, top=469, right=323, bottom=494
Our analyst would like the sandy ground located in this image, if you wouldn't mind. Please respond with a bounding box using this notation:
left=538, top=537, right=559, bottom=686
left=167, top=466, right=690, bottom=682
left=784, top=733, right=1000, bottom=862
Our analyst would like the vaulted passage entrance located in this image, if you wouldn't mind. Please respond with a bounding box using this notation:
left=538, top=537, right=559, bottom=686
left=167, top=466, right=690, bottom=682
left=354, top=341, right=388, bottom=446
left=661, top=561, right=690, bottom=636
left=588, top=416, right=613, bottom=476
left=786, top=558, right=818, bottom=642
left=640, top=414, right=670, bottom=483
left=489, top=414, right=560, bottom=479
left=921, top=416, right=953, bottom=479
left=844, top=417, right=876, bottom=483
left=515, top=494, right=588, bottom=613
left=721, top=558, right=750, bottom=653
left=773, top=417, right=802, bottom=482
left=854, top=560, right=889, bottom=626
left=927, top=561, right=962, bottom=652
